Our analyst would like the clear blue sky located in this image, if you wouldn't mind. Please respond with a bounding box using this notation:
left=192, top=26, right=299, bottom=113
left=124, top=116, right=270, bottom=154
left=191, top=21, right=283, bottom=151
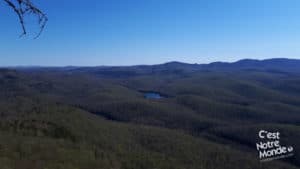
left=1, top=0, right=300, bottom=66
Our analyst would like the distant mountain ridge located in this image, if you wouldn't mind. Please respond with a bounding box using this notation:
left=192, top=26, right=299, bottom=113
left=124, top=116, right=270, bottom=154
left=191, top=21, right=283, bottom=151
left=204, top=58, right=300, bottom=73
left=10, top=58, right=300, bottom=76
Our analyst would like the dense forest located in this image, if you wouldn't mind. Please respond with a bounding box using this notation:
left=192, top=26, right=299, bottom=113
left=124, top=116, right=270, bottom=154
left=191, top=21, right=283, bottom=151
left=0, top=59, right=299, bottom=169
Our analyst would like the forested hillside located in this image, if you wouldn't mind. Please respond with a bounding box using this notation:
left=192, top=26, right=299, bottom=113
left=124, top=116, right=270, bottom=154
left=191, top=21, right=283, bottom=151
left=0, top=59, right=299, bottom=169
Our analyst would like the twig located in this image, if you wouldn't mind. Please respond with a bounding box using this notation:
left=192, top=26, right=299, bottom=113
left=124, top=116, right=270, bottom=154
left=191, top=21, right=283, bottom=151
left=3, top=0, right=47, bottom=38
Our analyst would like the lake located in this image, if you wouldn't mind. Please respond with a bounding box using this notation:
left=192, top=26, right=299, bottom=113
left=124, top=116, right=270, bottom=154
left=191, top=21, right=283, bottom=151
left=143, top=92, right=165, bottom=99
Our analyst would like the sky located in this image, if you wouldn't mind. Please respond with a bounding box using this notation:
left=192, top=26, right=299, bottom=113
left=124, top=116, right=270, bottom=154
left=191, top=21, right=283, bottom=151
left=1, top=0, right=300, bottom=66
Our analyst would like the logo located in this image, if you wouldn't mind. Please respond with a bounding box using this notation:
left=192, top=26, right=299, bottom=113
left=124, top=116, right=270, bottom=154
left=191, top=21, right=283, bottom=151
left=256, top=130, right=294, bottom=162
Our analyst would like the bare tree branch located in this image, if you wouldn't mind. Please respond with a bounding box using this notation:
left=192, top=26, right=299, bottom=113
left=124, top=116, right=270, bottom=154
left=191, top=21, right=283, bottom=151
left=3, top=0, right=47, bottom=38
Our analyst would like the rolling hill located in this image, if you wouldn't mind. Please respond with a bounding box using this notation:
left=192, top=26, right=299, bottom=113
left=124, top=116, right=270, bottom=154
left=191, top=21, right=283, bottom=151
left=0, top=58, right=299, bottom=169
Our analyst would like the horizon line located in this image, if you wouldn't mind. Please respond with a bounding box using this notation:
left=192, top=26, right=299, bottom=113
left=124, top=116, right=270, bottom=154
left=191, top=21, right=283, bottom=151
left=0, top=57, right=298, bottom=68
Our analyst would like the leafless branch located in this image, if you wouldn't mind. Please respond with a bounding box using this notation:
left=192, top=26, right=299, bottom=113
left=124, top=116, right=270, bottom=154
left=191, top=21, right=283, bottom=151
left=3, top=0, right=47, bottom=38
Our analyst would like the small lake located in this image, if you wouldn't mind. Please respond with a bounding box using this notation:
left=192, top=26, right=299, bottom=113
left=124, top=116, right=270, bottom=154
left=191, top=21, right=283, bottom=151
left=143, top=92, right=165, bottom=99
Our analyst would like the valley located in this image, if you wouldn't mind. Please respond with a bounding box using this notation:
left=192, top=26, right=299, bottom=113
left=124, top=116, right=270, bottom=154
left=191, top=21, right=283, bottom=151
left=0, top=58, right=299, bottom=169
